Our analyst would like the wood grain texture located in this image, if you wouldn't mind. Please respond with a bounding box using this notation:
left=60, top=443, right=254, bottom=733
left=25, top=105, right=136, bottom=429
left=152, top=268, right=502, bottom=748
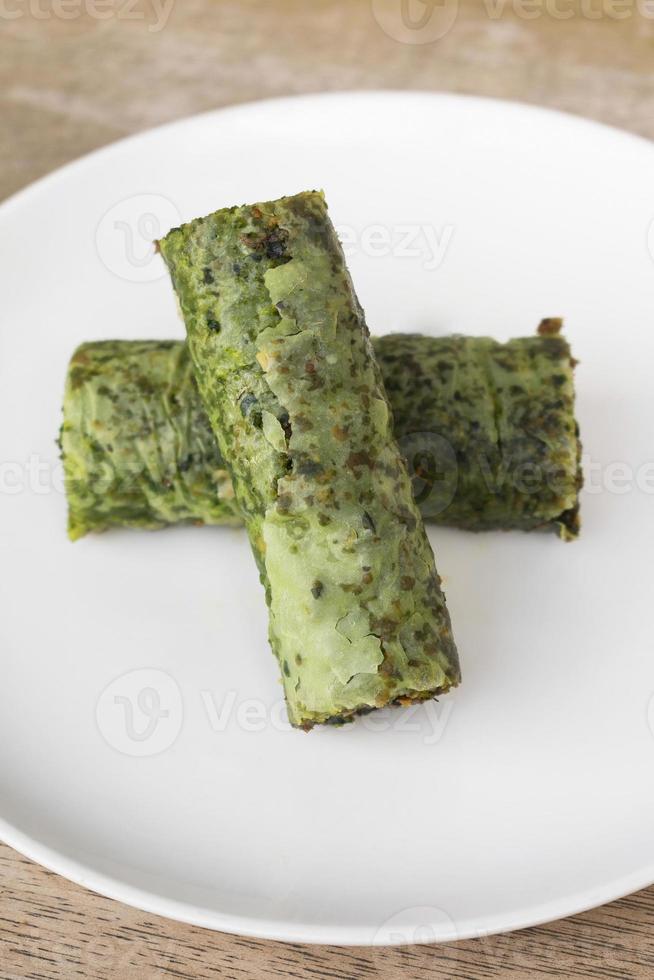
left=2, top=1, right=654, bottom=976
left=3, top=842, right=654, bottom=980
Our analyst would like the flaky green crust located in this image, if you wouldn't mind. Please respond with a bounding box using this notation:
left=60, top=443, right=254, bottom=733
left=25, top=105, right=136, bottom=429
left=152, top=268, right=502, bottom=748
left=159, top=190, right=460, bottom=728
left=60, top=340, right=240, bottom=541
left=62, top=323, right=581, bottom=541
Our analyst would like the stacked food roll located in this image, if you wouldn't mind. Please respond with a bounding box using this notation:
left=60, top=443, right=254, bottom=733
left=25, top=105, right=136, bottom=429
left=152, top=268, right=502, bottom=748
left=154, top=190, right=460, bottom=729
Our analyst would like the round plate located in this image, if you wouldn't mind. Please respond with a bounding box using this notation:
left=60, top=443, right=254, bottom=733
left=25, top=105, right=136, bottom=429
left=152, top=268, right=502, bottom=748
left=1, top=92, right=654, bottom=946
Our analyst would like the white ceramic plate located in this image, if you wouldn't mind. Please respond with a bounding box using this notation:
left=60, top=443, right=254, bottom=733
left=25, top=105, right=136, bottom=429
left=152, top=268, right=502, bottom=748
left=2, top=92, right=654, bottom=946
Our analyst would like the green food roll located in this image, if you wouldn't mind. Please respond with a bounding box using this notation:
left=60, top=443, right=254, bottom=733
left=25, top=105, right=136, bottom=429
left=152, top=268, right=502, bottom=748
left=157, top=189, right=460, bottom=729
left=61, top=339, right=240, bottom=541
left=61, top=322, right=581, bottom=542
left=378, top=319, right=581, bottom=539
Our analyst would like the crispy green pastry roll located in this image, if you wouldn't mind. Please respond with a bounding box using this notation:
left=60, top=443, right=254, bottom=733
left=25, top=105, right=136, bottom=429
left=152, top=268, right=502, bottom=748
left=60, top=340, right=240, bottom=541
left=376, top=319, right=581, bottom=540
left=61, top=323, right=580, bottom=541
left=158, top=190, right=460, bottom=729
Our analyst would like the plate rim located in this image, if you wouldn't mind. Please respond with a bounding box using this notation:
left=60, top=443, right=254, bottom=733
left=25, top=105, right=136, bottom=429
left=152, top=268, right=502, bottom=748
left=3, top=89, right=654, bottom=945
left=3, top=811, right=654, bottom=945
left=1, top=88, right=652, bottom=220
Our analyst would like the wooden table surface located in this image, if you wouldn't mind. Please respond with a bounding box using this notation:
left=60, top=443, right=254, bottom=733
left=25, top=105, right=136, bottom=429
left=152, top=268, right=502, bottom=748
left=2, top=2, right=654, bottom=977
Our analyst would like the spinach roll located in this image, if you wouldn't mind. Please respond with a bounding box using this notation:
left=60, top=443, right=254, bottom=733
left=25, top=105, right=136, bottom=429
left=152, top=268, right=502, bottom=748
left=61, top=339, right=240, bottom=540
left=61, top=323, right=580, bottom=541
left=377, top=321, right=581, bottom=539
left=157, top=190, right=460, bottom=728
